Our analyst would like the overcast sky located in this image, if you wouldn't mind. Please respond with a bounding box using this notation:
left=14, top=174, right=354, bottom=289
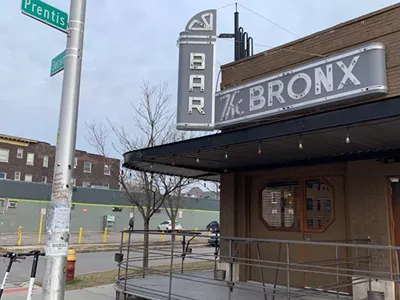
left=0, top=0, right=397, bottom=157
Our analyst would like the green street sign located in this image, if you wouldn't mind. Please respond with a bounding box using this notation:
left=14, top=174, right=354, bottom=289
left=21, top=0, right=68, bottom=33
left=50, top=50, right=66, bottom=77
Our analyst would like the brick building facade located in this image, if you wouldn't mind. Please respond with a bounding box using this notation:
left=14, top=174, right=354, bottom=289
left=0, top=134, right=120, bottom=189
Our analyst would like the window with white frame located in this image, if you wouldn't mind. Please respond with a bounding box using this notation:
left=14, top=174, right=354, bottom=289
left=82, top=181, right=90, bottom=187
left=103, top=183, right=110, bottom=189
left=26, top=153, right=34, bottom=166
left=83, top=161, right=92, bottom=173
left=17, top=148, right=23, bottom=159
left=41, top=176, right=47, bottom=183
left=0, top=172, right=6, bottom=179
left=43, top=155, right=49, bottom=168
left=104, top=164, right=111, bottom=175
left=25, top=174, right=33, bottom=182
left=74, top=157, right=78, bottom=168
left=0, top=149, right=9, bottom=163
left=14, top=171, right=21, bottom=181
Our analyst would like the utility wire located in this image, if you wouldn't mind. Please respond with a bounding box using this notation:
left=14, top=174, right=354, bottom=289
left=237, top=3, right=300, bottom=38
left=216, top=3, right=237, bottom=11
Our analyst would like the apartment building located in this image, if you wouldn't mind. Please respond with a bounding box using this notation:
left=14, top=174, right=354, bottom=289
left=0, top=134, right=120, bottom=189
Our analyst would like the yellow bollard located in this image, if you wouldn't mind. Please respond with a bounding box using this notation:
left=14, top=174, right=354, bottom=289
left=17, top=226, right=22, bottom=246
left=161, top=230, right=165, bottom=241
left=194, top=227, right=198, bottom=240
left=103, top=227, right=108, bottom=243
left=78, top=227, right=83, bottom=244
left=37, top=214, right=44, bottom=244
left=208, top=228, right=212, bottom=236
left=177, top=228, right=181, bottom=241
left=123, top=228, right=127, bottom=243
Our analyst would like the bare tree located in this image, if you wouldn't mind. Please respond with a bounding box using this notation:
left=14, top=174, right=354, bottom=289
left=86, top=81, right=190, bottom=275
left=163, top=177, right=191, bottom=232
left=202, top=181, right=220, bottom=199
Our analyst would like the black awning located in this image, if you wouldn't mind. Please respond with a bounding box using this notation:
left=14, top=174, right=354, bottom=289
left=123, top=97, right=400, bottom=180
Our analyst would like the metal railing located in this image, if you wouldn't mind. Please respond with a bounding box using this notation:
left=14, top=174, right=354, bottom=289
left=114, top=230, right=400, bottom=300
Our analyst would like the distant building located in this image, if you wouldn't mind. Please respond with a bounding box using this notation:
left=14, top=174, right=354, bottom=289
left=0, top=134, right=120, bottom=189
left=185, top=186, right=220, bottom=200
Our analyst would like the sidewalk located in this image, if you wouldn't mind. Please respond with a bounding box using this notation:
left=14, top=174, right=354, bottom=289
left=2, top=284, right=115, bottom=300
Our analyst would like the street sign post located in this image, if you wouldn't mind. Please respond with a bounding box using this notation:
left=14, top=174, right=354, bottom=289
left=21, top=0, right=68, bottom=33
left=50, top=50, right=66, bottom=77
left=41, top=0, right=87, bottom=299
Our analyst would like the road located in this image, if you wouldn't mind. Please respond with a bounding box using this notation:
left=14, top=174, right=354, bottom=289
left=0, top=247, right=214, bottom=283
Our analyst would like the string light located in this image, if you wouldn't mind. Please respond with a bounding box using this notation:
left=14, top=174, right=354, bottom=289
left=196, top=153, right=200, bottom=163
left=345, top=130, right=350, bottom=144
left=298, top=138, right=303, bottom=149
left=150, top=163, right=153, bottom=169
left=172, top=155, right=175, bottom=166
left=258, top=143, right=262, bottom=154
left=225, top=150, right=228, bottom=159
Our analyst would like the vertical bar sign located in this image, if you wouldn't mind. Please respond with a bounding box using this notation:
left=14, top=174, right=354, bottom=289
left=50, top=50, right=66, bottom=77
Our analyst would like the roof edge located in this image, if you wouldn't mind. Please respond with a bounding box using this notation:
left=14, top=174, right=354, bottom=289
left=221, top=2, right=400, bottom=69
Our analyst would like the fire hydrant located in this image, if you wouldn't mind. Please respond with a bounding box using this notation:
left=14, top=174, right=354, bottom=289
left=66, top=248, right=76, bottom=281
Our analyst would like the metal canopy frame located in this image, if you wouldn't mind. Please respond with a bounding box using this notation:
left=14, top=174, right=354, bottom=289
left=123, top=97, right=400, bottom=180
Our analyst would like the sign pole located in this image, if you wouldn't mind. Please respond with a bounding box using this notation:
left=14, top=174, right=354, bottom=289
left=41, top=0, right=86, bottom=299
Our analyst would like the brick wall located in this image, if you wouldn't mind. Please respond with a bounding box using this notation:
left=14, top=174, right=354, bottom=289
left=0, top=137, right=120, bottom=189
left=220, top=3, right=400, bottom=125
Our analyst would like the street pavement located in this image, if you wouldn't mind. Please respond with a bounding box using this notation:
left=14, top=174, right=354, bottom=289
left=0, top=230, right=211, bottom=246
left=0, top=247, right=214, bottom=283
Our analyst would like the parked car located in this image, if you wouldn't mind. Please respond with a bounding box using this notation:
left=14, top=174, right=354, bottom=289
left=206, top=221, right=220, bottom=233
left=157, top=220, right=183, bottom=232
left=208, top=231, right=220, bottom=247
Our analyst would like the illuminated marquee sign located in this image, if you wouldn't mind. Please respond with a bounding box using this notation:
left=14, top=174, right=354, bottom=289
left=176, top=9, right=217, bottom=131
left=214, top=43, right=388, bottom=129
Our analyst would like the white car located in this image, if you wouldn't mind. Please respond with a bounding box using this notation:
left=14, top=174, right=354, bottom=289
left=158, top=220, right=183, bottom=232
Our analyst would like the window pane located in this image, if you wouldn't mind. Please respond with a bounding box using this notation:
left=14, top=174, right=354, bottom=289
left=0, top=149, right=9, bottom=162
left=25, top=174, right=33, bottom=182
left=104, top=165, right=110, bottom=175
left=305, top=179, right=334, bottom=230
left=84, top=161, right=92, bottom=173
left=26, top=153, right=34, bottom=165
left=14, top=171, right=21, bottom=181
left=82, top=181, right=90, bottom=187
left=261, top=181, right=301, bottom=229
left=17, top=148, right=23, bottom=158
left=0, top=172, right=6, bottom=179
left=41, top=176, right=47, bottom=183
left=43, top=155, right=49, bottom=168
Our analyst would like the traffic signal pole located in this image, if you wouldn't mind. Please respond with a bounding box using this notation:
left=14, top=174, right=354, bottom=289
left=41, top=1, right=86, bottom=299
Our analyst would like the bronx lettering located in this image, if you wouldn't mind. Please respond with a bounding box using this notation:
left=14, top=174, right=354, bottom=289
left=240, top=55, right=361, bottom=113
left=188, top=53, right=206, bottom=115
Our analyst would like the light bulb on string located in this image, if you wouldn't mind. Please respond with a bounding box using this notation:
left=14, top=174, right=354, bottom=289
left=258, top=144, right=262, bottom=155
left=172, top=155, right=175, bottom=166
left=225, top=150, right=228, bottom=159
left=298, top=139, right=303, bottom=149
left=196, top=156, right=200, bottom=163
left=345, top=132, right=350, bottom=144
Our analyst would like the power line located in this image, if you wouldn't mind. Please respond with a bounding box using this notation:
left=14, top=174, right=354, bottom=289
left=237, top=3, right=300, bottom=38
left=216, top=3, right=237, bottom=11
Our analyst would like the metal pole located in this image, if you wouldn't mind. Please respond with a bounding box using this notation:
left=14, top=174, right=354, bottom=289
left=41, top=1, right=86, bottom=299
